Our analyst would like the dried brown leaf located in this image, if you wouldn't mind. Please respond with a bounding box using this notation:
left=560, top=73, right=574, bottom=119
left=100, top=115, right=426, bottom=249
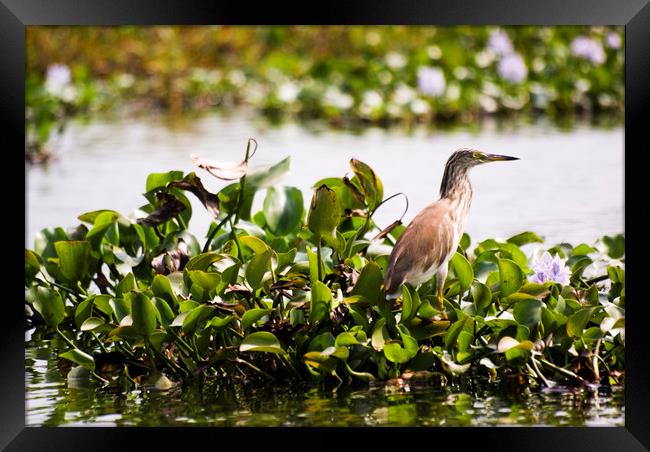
left=191, top=154, right=248, bottom=180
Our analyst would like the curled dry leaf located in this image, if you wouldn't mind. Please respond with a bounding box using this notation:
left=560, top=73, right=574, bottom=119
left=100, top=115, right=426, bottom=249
left=136, top=194, right=185, bottom=227
left=168, top=173, right=220, bottom=217
left=151, top=239, right=189, bottom=275
left=191, top=154, right=248, bottom=180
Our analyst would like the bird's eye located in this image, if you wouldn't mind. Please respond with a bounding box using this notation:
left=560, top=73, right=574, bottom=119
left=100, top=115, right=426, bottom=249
left=472, top=152, right=481, bottom=159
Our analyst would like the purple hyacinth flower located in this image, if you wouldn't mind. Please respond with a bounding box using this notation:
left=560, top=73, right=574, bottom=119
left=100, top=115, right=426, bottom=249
left=605, top=32, right=621, bottom=49
left=488, top=30, right=514, bottom=56
left=497, top=53, right=528, bottom=84
left=570, top=36, right=606, bottom=64
left=529, top=252, right=571, bottom=285
left=417, top=67, right=446, bottom=97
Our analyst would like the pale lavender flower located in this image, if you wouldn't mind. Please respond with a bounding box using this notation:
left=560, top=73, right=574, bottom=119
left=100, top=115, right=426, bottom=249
left=488, top=30, right=513, bottom=56
left=571, top=36, right=606, bottom=64
left=417, top=67, right=446, bottom=97
left=605, top=32, right=621, bottom=49
left=45, top=64, right=72, bottom=95
left=497, top=53, right=528, bottom=84
left=530, top=252, right=571, bottom=285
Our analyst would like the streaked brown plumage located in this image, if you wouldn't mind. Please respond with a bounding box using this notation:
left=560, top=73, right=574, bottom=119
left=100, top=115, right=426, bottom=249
left=384, top=149, right=519, bottom=317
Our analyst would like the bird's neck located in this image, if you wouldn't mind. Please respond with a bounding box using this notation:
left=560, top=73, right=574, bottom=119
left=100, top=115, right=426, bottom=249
left=439, top=165, right=473, bottom=202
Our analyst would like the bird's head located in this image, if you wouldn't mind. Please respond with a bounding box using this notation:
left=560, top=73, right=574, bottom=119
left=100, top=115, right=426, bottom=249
left=448, top=149, right=519, bottom=169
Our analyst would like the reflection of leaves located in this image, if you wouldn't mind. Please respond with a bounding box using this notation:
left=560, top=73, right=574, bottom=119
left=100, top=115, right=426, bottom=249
left=191, top=153, right=248, bottom=180
left=137, top=194, right=185, bottom=227
left=169, top=173, right=220, bottom=217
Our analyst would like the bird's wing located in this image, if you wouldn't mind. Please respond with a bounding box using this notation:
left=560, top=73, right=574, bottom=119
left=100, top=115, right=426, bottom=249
left=384, top=200, right=456, bottom=294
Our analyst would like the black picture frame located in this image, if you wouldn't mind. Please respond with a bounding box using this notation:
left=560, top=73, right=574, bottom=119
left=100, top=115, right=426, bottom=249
left=5, top=0, right=648, bottom=450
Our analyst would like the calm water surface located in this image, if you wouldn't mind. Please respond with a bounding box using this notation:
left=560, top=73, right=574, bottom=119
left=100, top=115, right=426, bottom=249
left=25, top=112, right=624, bottom=248
left=25, top=335, right=624, bottom=427
left=25, top=113, right=625, bottom=427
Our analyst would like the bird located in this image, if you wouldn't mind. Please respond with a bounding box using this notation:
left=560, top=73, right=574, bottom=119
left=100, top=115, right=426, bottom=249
left=383, top=149, right=519, bottom=318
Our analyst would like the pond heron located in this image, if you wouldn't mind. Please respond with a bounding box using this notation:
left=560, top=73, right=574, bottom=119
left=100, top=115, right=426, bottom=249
left=384, top=149, right=519, bottom=318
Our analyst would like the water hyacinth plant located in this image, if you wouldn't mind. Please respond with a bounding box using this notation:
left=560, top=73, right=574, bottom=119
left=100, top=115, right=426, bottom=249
left=25, top=140, right=625, bottom=392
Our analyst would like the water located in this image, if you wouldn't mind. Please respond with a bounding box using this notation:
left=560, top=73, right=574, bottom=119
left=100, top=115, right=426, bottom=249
left=25, top=335, right=624, bottom=427
left=24, top=112, right=625, bottom=426
left=25, top=112, right=624, bottom=249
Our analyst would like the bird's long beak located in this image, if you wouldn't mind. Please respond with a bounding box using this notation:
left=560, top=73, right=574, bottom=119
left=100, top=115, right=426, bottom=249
left=483, top=153, right=519, bottom=162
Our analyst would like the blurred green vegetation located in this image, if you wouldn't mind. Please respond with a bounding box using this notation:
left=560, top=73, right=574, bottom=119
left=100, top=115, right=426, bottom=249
left=26, top=26, right=624, bottom=161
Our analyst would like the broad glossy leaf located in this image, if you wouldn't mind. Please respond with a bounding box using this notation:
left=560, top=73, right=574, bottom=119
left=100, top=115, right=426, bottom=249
left=60, top=349, right=95, bottom=371
left=74, top=296, right=94, bottom=329
left=25, top=249, right=42, bottom=283
left=471, top=281, right=492, bottom=311
left=130, top=291, right=157, bottom=336
left=242, top=308, right=271, bottom=331
left=245, top=249, right=272, bottom=290
left=240, top=331, right=286, bottom=355
left=54, top=240, right=91, bottom=283
left=152, top=297, right=175, bottom=326
left=497, top=258, right=523, bottom=297
left=115, top=273, right=136, bottom=297
left=567, top=306, right=599, bottom=337
left=308, top=185, right=340, bottom=238
left=151, top=275, right=178, bottom=308
left=350, top=261, right=383, bottom=303
left=309, top=281, right=332, bottom=324
left=349, top=159, right=383, bottom=210
left=182, top=305, right=217, bottom=334
left=335, top=332, right=360, bottom=347
left=240, top=235, right=271, bottom=254
left=450, top=252, right=473, bottom=293
left=400, top=284, right=420, bottom=323
left=31, top=286, right=65, bottom=328
left=145, top=170, right=184, bottom=192
left=506, top=231, right=543, bottom=247
left=184, top=252, right=225, bottom=272
left=263, top=186, right=304, bottom=235
left=80, top=317, right=106, bottom=332
left=513, top=298, right=544, bottom=328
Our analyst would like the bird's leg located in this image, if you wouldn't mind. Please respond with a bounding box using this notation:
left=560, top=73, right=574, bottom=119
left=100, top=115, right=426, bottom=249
left=436, top=271, right=448, bottom=320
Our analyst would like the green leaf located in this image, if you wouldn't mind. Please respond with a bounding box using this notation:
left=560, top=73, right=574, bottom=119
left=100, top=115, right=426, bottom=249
left=400, top=284, right=420, bottom=323
left=513, top=299, right=544, bottom=328
left=471, top=281, right=492, bottom=312
left=60, top=349, right=95, bottom=371
left=602, top=234, right=624, bottom=259
left=335, top=332, right=360, bottom=347
left=130, top=291, right=157, bottom=336
left=349, top=159, right=383, bottom=210
left=25, top=249, right=42, bottom=283
left=146, top=170, right=184, bottom=192
left=182, top=305, right=216, bottom=334
left=80, top=317, right=106, bottom=332
left=497, top=258, right=523, bottom=297
left=240, top=235, right=271, bottom=254
left=242, top=308, right=271, bottom=331
left=309, top=281, right=332, bottom=324
left=74, top=296, right=94, bottom=329
left=187, top=270, right=221, bottom=296
left=567, top=307, right=599, bottom=337
left=383, top=325, right=418, bottom=364
left=450, top=252, right=473, bottom=294
left=240, top=331, right=286, bottom=355
left=506, top=231, right=544, bottom=247
left=152, top=297, right=175, bottom=326
left=245, top=249, right=272, bottom=290
left=350, top=261, right=383, bottom=303
left=263, top=186, right=304, bottom=235
left=184, top=252, right=226, bottom=272
left=31, top=286, right=65, bottom=328
left=78, top=209, right=121, bottom=224
left=207, top=314, right=237, bottom=330
left=54, top=240, right=91, bottom=283
left=308, top=185, right=341, bottom=238
left=115, top=273, right=136, bottom=297
left=151, top=275, right=178, bottom=308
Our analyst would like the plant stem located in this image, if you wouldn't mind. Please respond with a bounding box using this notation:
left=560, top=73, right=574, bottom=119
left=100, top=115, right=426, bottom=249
left=56, top=327, right=77, bottom=349
left=592, top=337, right=602, bottom=382
left=538, top=357, right=587, bottom=384
left=316, top=238, right=323, bottom=282
left=235, top=357, right=275, bottom=381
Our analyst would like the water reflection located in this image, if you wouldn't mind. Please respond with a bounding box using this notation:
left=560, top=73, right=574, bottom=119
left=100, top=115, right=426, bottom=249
left=26, top=337, right=624, bottom=427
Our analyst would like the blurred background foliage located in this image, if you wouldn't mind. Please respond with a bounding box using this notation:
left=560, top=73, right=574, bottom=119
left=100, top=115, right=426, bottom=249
left=26, top=26, right=624, bottom=161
